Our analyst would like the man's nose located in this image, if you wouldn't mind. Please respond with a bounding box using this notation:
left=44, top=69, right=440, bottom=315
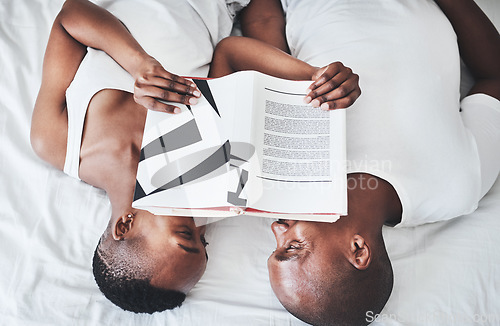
left=271, top=220, right=297, bottom=243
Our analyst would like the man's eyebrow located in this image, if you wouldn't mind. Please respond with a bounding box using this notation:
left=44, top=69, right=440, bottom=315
left=178, top=243, right=200, bottom=254
left=274, top=253, right=301, bottom=262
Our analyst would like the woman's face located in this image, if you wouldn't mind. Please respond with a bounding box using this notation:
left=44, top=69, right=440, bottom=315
left=126, top=211, right=209, bottom=293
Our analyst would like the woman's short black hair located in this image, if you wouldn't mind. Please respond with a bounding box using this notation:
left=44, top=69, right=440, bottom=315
left=92, top=239, right=186, bottom=314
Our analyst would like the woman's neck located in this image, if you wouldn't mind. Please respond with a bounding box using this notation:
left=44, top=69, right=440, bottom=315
left=78, top=89, right=147, bottom=219
left=104, top=145, right=142, bottom=220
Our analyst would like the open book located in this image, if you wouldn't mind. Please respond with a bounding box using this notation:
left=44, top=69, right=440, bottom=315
left=132, top=71, right=346, bottom=223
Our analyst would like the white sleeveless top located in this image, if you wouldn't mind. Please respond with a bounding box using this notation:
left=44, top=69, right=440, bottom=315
left=64, top=0, right=249, bottom=179
left=281, top=0, right=485, bottom=226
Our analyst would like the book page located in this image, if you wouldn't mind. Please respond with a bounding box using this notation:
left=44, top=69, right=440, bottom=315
left=133, top=73, right=254, bottom=215
left=203, top=72, right=256, bottom=208
left=246, top=73, right=347, bottom=216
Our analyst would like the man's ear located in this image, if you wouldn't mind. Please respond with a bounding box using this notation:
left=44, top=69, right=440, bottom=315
left=112, top=213, right=134, bottom=240
left=347, top=234, right=371, bottom=270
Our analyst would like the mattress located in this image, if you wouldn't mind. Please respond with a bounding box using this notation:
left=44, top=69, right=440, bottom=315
left=1, top=0, right=499, bottom=325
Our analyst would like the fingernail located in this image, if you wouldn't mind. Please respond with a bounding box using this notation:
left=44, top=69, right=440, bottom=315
left=311, top=99, right=320, bottom=108
left=173, top=107, right=181, bottom=114
left=320, top=103, right=329, bottom=111
left=193, top=90, right=201, bottom=97
left=304, top=96, right=312, bottom=104
left=189, top=97, right=198, bottom=105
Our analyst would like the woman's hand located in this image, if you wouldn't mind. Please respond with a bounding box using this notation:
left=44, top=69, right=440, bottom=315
left=132, top=56, right=201, bottom=113
left=305, top=62, right=361, bottom=110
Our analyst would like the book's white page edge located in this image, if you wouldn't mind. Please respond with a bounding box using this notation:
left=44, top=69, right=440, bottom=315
left=244, top=211, right=342, bottom=223
left=133, top=205, right=239, bottom=218
left=330, top=108, right=348, bottom=214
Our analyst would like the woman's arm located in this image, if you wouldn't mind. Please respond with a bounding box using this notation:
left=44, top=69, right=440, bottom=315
left=209, top=36, right=360, bottom=110
left=55, top=0, right=200, bottom=111
left=30, top=2, right=89, bottom=169
left=435, top=0, right=500, bottom=100
left=31, top=0, right=200, bottom=168
left=239, top=0, right=290, bottom=53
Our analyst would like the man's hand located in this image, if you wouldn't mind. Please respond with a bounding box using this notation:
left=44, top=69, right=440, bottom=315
left=305, top=62, right=361, bottom=110
left=132, top=56, right=201, bottom=113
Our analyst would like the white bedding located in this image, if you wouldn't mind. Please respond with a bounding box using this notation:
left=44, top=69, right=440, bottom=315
left=1, top=1, right=499, bottom=325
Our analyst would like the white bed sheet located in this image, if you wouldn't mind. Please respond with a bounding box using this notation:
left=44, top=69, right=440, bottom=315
left=0, top=0, right=499, bottom=325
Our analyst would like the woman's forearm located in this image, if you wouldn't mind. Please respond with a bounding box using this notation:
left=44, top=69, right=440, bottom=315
left=58, top=0, right=149, bottom=78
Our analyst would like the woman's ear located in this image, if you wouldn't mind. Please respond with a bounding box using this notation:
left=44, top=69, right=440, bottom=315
left=112, top=213, right=134, bottom=240
left=347, top=234, right=371, bottom=270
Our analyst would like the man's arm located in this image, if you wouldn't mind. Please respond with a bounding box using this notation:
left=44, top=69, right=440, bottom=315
left=435, top=0, right=500, bottom=100
left=236, top=0, right=361, bottom=110
left=209, top=36, right=360, bottom=110
left=239, top=0, right=289, bottom=53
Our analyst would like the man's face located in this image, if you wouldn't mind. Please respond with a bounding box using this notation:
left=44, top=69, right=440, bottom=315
left=267, top=220, right=345, bottom=304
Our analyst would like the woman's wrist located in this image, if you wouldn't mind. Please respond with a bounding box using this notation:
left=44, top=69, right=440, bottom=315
left=126, top=51, right=154, bottom=80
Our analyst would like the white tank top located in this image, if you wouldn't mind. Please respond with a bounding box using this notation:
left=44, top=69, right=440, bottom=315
left=64, top=0, right=249, bottom=179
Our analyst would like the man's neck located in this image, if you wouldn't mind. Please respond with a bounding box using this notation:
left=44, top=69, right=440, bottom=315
left=346, top=173, right=402, bottom=232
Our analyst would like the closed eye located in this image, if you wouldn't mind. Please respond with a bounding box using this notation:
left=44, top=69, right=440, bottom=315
left=176, top=230, right=193, bottom=240
left=286, top=241, right=304, bottom=252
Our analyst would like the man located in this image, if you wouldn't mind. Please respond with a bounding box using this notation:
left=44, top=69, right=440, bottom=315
left=240, top=0, right=500, bottom=325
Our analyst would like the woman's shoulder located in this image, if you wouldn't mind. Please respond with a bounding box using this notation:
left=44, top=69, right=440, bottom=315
left=78, top=89, right=146, bottom=188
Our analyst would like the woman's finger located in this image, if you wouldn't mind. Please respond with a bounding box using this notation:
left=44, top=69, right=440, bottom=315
left=135, top=95, right=182, bottom=114
left=134, top=83, right=199, bottom=106
left=136, top=75, right=200, bottom=97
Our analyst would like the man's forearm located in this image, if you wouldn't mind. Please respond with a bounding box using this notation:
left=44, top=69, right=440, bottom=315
left=210, top=36, right=315, bottom=80
left=58, top=0, right=148, bottom=78
left=435, top=0, right=500, bottom=83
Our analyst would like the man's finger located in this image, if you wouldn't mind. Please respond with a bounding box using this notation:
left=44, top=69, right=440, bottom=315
left=319, top=87, right=362, bottom=110
left=308, top=74, right=359, bottom=106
